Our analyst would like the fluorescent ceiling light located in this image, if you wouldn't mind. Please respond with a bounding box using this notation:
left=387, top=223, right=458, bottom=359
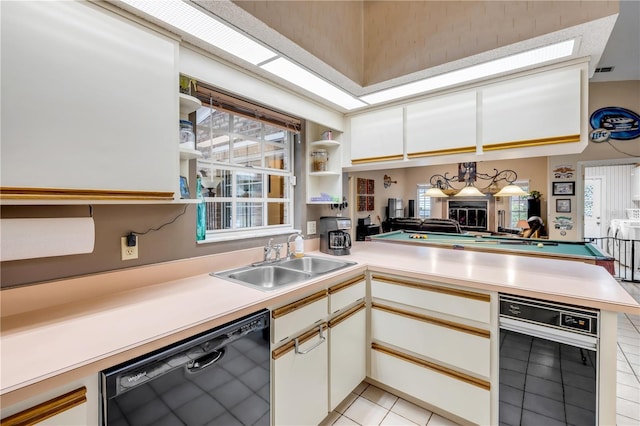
left=120, top=0, right=277, bottom=65
left=361, top=39, right=575, bottom=105
left=261, top=58, right=367, bottom=110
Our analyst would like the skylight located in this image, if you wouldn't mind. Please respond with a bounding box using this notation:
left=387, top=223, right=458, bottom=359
left=360, top=39, right=576, bottom=104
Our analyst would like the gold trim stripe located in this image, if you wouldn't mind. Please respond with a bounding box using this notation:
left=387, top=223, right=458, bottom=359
left=351, top=154, right=404, bottom=164
left=482, top=134, right=580, bottom=151
left=272, top=323, right=328, bottom=360
left=372, top=303, right=489, bottom=338
left=0, top=187, right=174, bottom=201
left=271, top=290, right=328, bottom=319
left=371, top=275, right=490, bottom=302
left=329, top=302, right=366, bottom=328
left=407, top=146, right=476, bottom=159
left=1, top=387, right=87, bottom=426
left=372, top=343, right=490, bottom=391
left=328, top=274, right=366, bottom=294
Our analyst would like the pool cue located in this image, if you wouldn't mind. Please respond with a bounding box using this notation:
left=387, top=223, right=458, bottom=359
left=408, top=238, right=558, bottom=246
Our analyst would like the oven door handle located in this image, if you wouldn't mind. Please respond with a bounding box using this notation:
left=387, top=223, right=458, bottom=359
left=500, top=317, right=598, bottom=351
left=188, top=348, right=225, bottom=373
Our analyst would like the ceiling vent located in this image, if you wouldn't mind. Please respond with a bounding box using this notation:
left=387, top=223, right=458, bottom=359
left=595, top=66, right=615, bottom=73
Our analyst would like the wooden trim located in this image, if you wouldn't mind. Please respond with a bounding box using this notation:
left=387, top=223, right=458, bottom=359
left=328, top=274, right=366, bottom=294
left=1, top=387, right=86, bottom=426
left=372, top=343, right=490, bottom=391
left=271, top=290, right=328, bottom=319
left=272, top=323, right=328, bottom=360
left=371, top=275, right=490, bottom=302
left=329, top=302, right=366, bottom=328
left=482, top=134, right=580, bottom=151
left=372, top=303, right=489, bottom=338
left=0, top=187, right=174, bottom=201
left=351, top=154, right=404, bottom=164
left=407, top=146, right=476, bottom=159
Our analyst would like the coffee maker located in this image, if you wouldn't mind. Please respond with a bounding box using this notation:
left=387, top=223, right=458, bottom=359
left=319, top=216, right=352, bottom=256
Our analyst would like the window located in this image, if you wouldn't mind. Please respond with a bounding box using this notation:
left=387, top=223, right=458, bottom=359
left=416, top=184, right=432, bottom=219
left=190, top=83, right=299, bottom=241
left=509, top=180, right=530, bottom=227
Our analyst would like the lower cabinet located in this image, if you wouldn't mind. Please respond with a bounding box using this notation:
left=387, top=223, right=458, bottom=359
left=273, top=324, right=329, bottom=426
left=1, top=375, right=99, bottom=426
left=370, top=344, right=490, bottom=425
left=329, top=303, right=367, bottom=411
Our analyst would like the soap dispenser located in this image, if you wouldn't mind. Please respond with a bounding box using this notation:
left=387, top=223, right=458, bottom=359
left=294, top=234, right=304, bottom=258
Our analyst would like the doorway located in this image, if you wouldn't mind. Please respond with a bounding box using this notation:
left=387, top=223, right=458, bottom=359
left=584, top=176, right=603, bottom=238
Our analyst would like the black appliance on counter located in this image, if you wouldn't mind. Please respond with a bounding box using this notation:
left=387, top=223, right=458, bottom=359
left=319, top=216, right=352, bottom=255
left=356, top=216, right=381, bottom=241
left=101, top=310, right=270, bottom=426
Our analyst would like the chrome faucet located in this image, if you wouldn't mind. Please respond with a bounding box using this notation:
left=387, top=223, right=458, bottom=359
left=286, top=232, right=302, bottom=259
left=263, top=238, right=282, bottom=263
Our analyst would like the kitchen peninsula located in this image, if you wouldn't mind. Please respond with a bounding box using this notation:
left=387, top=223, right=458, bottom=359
left=1, top=242, right=637, bottom=425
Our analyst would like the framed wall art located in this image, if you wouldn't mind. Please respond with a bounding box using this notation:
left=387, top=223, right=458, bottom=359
left=552, top=181, right=575, bottom=196
left=556, top=199, right=571, bottom=213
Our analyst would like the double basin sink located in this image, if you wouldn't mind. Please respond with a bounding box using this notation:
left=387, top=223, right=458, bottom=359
left=214, top=256, right=356, bottom=291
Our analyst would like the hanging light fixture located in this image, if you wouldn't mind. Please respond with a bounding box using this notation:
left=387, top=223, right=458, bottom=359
left=427, top=162, right=528, bottom=198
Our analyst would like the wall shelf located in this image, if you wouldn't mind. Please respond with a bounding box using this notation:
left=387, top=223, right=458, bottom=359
left=179, top=93, right=201, bottom=115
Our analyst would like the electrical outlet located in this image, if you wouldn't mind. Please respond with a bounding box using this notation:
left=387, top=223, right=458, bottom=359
left=307, top=220, right=317, bottom=235
left=121, top=236, right=138, bottom=260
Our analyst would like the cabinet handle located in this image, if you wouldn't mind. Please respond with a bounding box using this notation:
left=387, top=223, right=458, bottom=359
left=294, top=324, right=325, bottom=355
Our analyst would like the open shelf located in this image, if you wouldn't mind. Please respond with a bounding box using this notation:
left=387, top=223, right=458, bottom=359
left=179, top=93, right=202, bottom=115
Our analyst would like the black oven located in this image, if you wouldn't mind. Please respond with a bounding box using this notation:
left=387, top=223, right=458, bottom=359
left=101, top=310, right=270, bottom=426
left=499, top=295, right=599, bottom=426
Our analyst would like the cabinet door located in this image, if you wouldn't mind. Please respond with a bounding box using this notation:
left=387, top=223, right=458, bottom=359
left=349, top=107, right=404, bottom=164
left=273, top=325, right=329, bottom=426
left=1, top=375, right=99, bottom=426
left=371, top=305, right=490, bottom=377
left=328, top=274, right=366, bottom=314
left=371, top=345, right=490, bottom=425
left=406, top=90, right=477, bottom=159
left=329, top=304, right=367, bottom=411
left=481, top=67, right=581, bottom=150
left=1, top=1, right=178, bottom=196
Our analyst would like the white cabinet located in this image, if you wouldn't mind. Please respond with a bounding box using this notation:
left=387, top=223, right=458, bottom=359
left=1, top=375, right=99, bottom=425
left=406, top=90, right=477, bottom=159
left=481, top=67, right=581, bottom=150
left=271, top=290, right=328, bottom=344
left=306, top=122, right=343, bottom=204
left=349, top=107, right=404, bottom=164
left=273, top=324, right=329, bottom=426
left=369, top=274, right=492, bottom=425
left=329, top=304, right=366, bottom=411
left=1, top=1, right=178, bottom=201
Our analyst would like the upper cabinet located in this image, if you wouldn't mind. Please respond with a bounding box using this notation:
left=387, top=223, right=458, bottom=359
left=1, top=1, right=179, bottom=203
left=481, top=67, right=581, bottom=151
left=307, top=122, right=343, bottom=204
left=348, top=107, right=404, bottom=165
left=406, top=90, right=477, bottom=159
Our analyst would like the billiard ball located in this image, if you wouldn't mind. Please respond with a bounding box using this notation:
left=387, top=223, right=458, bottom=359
left=537, top=243, right=544, bottom=248
left=422, top=235, right=428, bottom=239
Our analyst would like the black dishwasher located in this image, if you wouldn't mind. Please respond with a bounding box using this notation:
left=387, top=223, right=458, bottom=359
left=101, top=310, right=270, bottom=426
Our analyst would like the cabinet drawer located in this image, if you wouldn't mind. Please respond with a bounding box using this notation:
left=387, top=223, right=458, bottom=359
left=370, top=276, right=490, bottom=324
left=371, top=344, right=490, bottom=425
left=371, top=304, right=490, bottom=377
left=328, top=274, right=366, bottom=314
left=272, top=290, right=328, bottom=343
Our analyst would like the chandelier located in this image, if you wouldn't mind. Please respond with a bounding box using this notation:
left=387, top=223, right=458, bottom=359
left=425, top=162, right=528, bottom=198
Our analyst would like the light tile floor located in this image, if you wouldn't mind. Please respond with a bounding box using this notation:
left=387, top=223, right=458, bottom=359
left=321, top=281, right=640, bottom=426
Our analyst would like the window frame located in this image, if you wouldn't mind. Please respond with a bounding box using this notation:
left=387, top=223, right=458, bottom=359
left=508, top=180, right=530, bottom=228
left=416, top=184, right=433, bottom=219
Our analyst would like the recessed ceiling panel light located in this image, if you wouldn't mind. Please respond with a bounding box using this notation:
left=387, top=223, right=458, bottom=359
left=361, top=39, right=575, bottom=105
left=261, top=58, right=367, bottom=110
left=120, top=0, right=277, bottom=65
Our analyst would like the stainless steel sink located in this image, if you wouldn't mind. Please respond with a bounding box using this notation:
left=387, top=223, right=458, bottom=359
left=225, top=265, right=311, bottom=290
left=277, top=256, right=356, bottom=274
left=213, top=256, right=356, bottom=291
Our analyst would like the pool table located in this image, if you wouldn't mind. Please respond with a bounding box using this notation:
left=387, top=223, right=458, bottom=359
left=371, top=230, right=615, bottom=274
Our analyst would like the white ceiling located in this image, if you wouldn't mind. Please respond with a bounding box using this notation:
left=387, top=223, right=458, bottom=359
left=112, top=0, right=639, bottom=111
left=589, top=0, right=640, bottom=83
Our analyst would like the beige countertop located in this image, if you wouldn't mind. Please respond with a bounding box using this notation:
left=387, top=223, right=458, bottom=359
left=1, top=241, right=638, bottom=407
